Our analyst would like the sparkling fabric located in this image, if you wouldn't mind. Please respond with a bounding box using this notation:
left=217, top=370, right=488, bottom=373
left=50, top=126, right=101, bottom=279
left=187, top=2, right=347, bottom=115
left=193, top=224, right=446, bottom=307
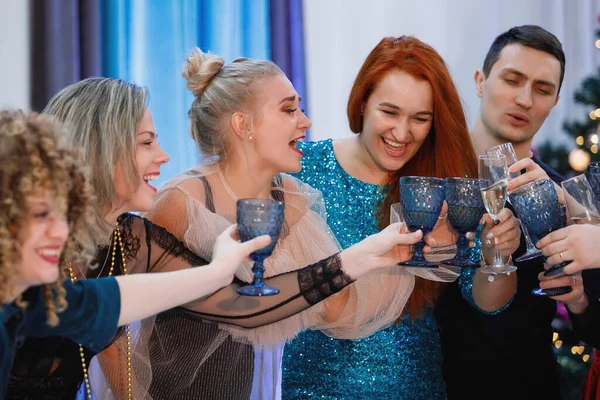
left=283, top=139, right=449, bottom=399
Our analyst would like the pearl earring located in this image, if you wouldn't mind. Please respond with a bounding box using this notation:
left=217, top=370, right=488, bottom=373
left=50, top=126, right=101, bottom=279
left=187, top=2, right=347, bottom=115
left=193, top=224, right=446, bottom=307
left=248, top=135, right=253, bottom=141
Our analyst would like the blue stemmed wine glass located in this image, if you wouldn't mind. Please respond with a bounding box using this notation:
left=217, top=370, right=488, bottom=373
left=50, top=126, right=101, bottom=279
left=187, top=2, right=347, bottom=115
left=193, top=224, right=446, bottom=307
left=398, top=176, right=446, bottom=268
left=442, top=178, right=487, bottom=268
left=585, top=161, right=600, bottom=209
left=236, top=199, right=284, bottom=296
left=508, top=179, right=570, bottom=297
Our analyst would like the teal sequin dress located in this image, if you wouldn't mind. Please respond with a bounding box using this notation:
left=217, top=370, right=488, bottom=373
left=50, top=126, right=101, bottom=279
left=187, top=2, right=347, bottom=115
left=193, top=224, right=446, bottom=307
left=282, top=139, right=481, bottom=400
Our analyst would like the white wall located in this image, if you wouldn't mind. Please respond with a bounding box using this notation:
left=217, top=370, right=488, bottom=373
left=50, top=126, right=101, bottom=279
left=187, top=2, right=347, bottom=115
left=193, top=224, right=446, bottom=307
left=0, top=0, right=30, bottom=110
left=303, top=0, right=600, bottom=149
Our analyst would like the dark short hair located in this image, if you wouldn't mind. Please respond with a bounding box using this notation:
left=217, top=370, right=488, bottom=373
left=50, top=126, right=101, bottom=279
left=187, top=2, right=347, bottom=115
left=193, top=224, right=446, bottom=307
left=483, top=25, right=565, bottom=94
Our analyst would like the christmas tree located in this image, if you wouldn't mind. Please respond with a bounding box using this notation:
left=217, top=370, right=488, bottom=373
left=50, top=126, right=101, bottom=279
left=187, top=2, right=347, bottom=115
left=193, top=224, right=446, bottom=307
left=537, top=18, right=600, bottom=177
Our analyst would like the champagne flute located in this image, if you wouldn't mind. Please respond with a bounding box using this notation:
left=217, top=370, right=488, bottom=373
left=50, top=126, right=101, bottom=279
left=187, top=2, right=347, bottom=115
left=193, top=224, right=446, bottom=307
left=478, top=155, right=518, bottom=274
left=487, top=143, right=541, bottom=262
left=561, top=174, right=600, bottom=224
left=585, top=161, right=600, bottom=210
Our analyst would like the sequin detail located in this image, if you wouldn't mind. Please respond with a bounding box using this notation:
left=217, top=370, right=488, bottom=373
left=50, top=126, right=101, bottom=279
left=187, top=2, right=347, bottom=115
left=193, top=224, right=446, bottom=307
left=283, top=139, right=447, bottom=399
left=460, top=232, right=515, bottom=316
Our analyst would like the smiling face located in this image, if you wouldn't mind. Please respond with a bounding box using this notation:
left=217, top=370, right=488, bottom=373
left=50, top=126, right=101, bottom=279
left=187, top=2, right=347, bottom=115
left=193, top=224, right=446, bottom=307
left=248, top=73, right=312, bottom=174
left=476, top=44, right=561, bottom=145
left=14, top=192, right=70, bottom=290
left=359, top=70, right=433, bottom=173
left=113, top=109, right=170, bottom=213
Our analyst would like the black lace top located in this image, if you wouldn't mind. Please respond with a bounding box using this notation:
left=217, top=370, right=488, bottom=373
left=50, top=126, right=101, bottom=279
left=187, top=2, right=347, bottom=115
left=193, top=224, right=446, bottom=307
left=8, top=213, right=353, bottom=400
left=6, top=214, right=207, bottom=400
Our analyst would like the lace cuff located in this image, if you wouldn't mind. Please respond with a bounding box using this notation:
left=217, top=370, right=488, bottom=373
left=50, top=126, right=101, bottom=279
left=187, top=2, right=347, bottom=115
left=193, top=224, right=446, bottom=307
left=298, top=253, right=355, bottom=305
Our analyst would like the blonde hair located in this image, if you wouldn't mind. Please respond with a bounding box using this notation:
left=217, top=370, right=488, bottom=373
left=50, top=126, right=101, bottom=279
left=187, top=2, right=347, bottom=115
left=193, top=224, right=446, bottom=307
left=0, top=110, right=96, bottom=326
left=182, top=47, right=283, bottom=161
left=44, top=77, right=148, bottom=245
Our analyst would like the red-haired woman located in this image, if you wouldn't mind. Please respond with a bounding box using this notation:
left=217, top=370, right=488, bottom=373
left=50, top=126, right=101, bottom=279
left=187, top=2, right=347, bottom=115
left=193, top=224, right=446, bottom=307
left=283, top=36, right=521, bottom=398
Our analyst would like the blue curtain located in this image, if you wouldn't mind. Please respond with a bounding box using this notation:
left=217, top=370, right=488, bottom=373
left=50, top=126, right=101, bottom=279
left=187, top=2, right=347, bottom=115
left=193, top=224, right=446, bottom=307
left=102, top=0, right=270, bottom=185
left=30, top=0, right=104, bottom=111
left=270, top=0, right=308, bottom=128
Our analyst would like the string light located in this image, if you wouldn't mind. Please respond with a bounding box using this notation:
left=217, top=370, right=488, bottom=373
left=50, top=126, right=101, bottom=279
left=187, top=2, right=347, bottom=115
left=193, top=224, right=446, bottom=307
left=583, top=354, right=591, bottom=362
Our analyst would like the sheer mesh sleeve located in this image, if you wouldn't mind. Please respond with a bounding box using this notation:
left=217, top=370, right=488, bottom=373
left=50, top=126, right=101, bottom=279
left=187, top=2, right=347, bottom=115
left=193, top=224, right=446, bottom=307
left=142, top=168, right=418, bottom=345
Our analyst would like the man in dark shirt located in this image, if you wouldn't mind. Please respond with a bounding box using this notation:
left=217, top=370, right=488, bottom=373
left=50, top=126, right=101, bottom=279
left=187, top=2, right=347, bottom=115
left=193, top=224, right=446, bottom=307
left=435, top=25, right=598, bottom=400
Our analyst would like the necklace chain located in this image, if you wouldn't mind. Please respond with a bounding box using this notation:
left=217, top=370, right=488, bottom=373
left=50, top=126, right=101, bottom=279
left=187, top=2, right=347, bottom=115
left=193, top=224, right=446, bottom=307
left=67, top=223, right=132, bottom=400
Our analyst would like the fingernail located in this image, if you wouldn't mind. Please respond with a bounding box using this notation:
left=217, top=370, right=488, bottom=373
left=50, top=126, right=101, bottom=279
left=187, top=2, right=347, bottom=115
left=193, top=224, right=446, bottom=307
left=543, top=265, right=563, bottom=277
left=486, top=232, right=494, bottom=239
left=494, top=219, right=501, bottom=225
left=466, top=232, right=474, bottom=240
left=485, top=238, right=493, bottom=247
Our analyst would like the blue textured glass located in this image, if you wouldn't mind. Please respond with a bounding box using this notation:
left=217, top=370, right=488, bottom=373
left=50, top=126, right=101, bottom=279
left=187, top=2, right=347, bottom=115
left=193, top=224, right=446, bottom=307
left=442, top=178, right=486, bottom=267
left=586, top=161, right=600, bottom=209
left=508, top=179, right=561, bottom=244
left=398, top=176, right=446, bottom=268
left=509, top=179, right=571, bottom=297
left=236, top=199, right=284, bottom=296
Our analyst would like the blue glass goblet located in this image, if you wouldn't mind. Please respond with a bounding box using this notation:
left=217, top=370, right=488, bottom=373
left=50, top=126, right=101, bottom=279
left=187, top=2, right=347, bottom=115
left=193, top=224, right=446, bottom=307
left=236, top=199, right=284, bottom=296
left=398, top=176, right=446, bottom=268
left=442, top=178, right=486, bottom=268
left=586, top=161, right=600, bottom=209
left=508, top=179, right=570, bottom=296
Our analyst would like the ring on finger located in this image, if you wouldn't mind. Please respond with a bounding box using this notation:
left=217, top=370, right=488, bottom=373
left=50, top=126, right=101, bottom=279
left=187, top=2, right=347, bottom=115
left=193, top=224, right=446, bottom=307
left=559, top=252, right=565, bottom=262
left=572, top=276, right=577, bottom=286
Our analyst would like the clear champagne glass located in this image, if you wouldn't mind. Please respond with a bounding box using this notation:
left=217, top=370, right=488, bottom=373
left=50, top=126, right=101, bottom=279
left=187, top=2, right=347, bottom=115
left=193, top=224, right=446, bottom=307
left=478, top=155, right=518, bottom=274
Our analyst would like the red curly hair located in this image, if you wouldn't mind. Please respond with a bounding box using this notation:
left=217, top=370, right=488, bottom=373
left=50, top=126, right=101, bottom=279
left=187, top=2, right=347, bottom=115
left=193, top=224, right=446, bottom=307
left=347, top=36, right=478, bottom=320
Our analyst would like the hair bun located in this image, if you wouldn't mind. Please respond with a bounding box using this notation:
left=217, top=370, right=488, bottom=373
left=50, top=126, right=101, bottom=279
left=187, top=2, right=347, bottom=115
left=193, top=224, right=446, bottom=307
left=182, top=47, right=225, bottom=97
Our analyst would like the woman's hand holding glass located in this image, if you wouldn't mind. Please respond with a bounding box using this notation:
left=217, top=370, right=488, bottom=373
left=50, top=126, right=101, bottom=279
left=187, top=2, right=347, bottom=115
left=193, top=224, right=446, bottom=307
left=537, top=224, right=600, bottom=276
left=479, top=208, right=521, bottom=264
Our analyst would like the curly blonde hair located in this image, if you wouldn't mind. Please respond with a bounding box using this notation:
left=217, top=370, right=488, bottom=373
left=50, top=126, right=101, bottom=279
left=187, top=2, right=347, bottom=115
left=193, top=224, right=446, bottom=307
left=0, top=110, right=96, bottom=326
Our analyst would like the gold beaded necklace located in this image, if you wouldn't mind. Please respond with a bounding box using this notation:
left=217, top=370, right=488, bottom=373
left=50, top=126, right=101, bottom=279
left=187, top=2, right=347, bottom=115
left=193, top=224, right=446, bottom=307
left=67, top=223, right=132, bottom=400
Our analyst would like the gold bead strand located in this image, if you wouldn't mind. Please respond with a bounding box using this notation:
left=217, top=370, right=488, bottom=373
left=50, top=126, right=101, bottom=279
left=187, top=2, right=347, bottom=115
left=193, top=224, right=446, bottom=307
left=115, top=226, right=133, bottom=400
left=66, top=266, right=93, bottom=400
left=65, top=224, right=130, bottom=400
